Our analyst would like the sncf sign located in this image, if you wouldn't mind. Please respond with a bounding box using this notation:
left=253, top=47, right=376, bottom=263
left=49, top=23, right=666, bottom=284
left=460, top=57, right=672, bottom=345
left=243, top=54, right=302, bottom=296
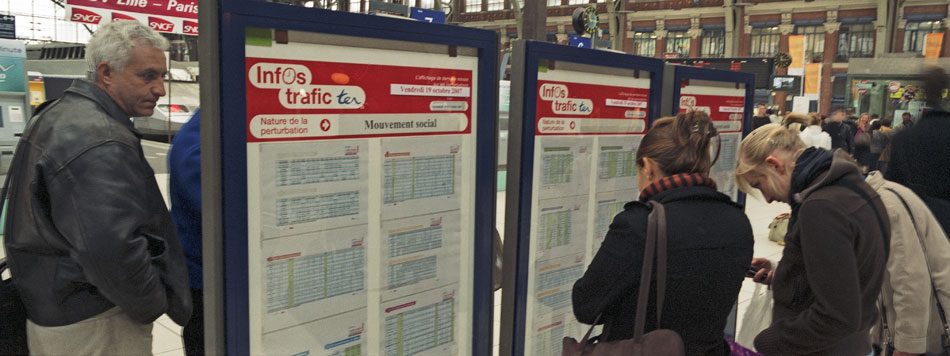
left=148, top=16, right=174, bottom=32
left=65, top=1, right=198, bottom=36
left=70, top=7, right=102, bottom=24
left=111, top=12, right=137, bottom=22
left=182, top=20, right=198, bottom=35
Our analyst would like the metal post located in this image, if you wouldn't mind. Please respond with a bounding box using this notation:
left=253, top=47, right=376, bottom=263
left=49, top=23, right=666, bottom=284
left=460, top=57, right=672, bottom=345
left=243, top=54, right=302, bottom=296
left=198, top=0, right=224, bottom=354
left=522, top=0, right=546, bottom=41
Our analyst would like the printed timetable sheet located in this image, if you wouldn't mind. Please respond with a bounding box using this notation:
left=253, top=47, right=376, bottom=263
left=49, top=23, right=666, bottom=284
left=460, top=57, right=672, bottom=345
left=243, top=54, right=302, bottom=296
left=523, top=67, right=650, bottom=356
left=245, top=40, right=478, bottom=356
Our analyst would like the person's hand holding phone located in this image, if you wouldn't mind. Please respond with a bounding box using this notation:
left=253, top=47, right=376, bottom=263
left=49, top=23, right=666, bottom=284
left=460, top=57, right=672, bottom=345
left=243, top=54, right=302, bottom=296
left=748, top=258, right=774, bottom=285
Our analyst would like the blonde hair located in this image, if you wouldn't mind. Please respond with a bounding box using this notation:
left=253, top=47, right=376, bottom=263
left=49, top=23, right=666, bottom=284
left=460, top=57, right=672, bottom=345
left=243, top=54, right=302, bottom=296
left=782, top=113, right=811, bottom=131
left=735, top=123, right=806, bottom=194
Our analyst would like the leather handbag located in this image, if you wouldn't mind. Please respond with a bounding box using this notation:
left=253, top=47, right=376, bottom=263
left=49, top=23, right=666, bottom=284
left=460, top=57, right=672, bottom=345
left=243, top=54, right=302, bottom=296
left=767, top=213, right=790, bottom=245
left=855, top=131, right=871, bottom=147
left=561, top=201, right=686, bottom=356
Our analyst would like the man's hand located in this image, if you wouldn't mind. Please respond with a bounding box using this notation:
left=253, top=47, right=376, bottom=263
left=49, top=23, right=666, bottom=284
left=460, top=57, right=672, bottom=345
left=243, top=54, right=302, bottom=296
left=892, top=350, right=918, bottom=356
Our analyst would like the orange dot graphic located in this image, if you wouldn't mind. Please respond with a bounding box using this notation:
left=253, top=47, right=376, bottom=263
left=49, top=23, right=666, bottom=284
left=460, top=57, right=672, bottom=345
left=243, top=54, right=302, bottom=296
left=331, top=73, right=350, bottom=85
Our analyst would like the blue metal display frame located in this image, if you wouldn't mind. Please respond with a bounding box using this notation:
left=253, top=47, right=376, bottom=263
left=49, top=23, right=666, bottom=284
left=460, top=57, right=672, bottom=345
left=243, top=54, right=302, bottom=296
left=216, top=4, right=498, bottom=355
left=670, top=65, right=755, bottom=207
left=500, top=40, right=664, bottom=356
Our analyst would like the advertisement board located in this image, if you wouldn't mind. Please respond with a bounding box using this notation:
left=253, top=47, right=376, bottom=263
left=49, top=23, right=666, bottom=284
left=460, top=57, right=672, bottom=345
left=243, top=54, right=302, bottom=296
left=0, top=39, right=25, bottom=93
left=66, top=0, right=198, bottom=35
left=244, top=38, right=480, bottom=356
left=526, top=69, right=649, bottom=356
left=501, top=40, right=663, bottom=356
left=677, top=84, right=746, bottom=202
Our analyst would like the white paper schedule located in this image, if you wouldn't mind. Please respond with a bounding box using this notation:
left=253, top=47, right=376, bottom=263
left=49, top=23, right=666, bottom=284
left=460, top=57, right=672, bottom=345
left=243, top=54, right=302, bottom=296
left=381, top=136, right=463, bottom=220
left=536, top=137, right=592, bottom=200
left=262, top=224, right=367, bottom=333
left=381, top=212, right=461, bottom=302
left=246, top=40, right=478, bottom=356
left=534, top=197, right=588, bottom=261
left=710, top=133, right=741, bottom=202
left=259, top=140, right=369, bottom=239
left=521, top=67, right=651, bottom=356
left=262, top=309, right=366, bottom=356
left=381, top=286, right=458, bottom=356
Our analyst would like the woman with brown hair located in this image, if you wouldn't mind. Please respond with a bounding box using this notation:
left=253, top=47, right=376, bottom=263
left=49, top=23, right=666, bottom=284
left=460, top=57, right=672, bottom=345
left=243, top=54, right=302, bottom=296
left=572, top=111, right=754, bottom=356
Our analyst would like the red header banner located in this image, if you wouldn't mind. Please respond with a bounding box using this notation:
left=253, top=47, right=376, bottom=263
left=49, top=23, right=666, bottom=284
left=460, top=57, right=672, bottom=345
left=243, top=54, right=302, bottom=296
left=677, top=93, right=745, bottom=133
left=66, top=0, right=197, bottom=35
left=534, top=80, right=649, bottom=136
left=245, top=57, right=473, bottom=142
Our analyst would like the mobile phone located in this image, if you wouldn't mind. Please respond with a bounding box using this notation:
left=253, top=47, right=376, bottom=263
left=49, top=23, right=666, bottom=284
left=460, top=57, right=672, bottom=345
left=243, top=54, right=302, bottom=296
left=747, top=266, right=760, bottom=276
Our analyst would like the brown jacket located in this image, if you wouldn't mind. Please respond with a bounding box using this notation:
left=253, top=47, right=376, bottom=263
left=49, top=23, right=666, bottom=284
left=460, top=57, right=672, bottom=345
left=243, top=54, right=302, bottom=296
left=754, top=149, right=889, bottom=355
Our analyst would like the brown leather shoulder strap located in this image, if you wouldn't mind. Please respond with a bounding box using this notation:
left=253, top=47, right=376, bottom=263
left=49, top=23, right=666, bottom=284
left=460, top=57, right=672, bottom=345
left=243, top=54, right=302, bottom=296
left=653, top=201, right=668, bottom=327
left=634, top=201, right=664, bottom=341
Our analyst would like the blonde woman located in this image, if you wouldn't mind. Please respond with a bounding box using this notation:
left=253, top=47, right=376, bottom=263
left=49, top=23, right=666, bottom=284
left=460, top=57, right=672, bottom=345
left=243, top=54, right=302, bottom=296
left=854, top=113, right=872, bottom=171
left=783, top=113, right=831, bottom=150
left=736, top=124, right=889, bottom=355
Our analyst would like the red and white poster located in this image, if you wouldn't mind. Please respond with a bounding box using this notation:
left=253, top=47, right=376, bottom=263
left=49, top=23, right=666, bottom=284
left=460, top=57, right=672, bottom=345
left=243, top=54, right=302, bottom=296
left=679, top=84, right=747, bottom=201
left=66, top=0, right=198, bottom=35
left=677, top=85, right=745, bottom=133
left=534, top=79, right=649, bottom=136
left=244, top=41, right=478, bottom=356
left=245, top=58, right=472, bottom=142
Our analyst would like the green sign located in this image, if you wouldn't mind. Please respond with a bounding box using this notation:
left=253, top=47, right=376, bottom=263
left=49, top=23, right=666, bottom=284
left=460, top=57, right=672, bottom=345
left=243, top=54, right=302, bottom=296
left=0, top=57, right=25, bottom=92
left=0, top=39, right=25, bottom=92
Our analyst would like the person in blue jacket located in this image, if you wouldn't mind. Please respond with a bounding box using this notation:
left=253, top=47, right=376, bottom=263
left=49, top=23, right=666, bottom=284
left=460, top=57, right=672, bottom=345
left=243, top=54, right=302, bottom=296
left=169, top=108, right=204, bottom=355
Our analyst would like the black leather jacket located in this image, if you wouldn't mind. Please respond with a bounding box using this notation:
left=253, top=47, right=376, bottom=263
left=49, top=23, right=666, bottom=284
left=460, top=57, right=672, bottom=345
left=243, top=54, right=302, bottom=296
left=3, top=80, right=192, bottom=327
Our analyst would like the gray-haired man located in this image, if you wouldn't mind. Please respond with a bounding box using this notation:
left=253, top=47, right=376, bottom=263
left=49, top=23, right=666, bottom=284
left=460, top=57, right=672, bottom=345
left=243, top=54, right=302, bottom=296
left=2, top=20, right=191, bottom=355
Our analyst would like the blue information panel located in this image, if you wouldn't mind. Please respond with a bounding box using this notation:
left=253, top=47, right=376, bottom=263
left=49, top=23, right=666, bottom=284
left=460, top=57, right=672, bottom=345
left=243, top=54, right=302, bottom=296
left=410, top=7, right=446, bottom=24
left=567, top=35, right=591, bottom=48
left=212, top=4, right=497, bottom=355
left=500, top=41, right=663, bottom=356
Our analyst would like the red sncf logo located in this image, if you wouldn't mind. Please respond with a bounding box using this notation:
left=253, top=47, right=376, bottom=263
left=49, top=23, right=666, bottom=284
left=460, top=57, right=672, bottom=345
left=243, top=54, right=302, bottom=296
left=183, top=20, right=198, bottom=35
left=70, top=8, right=102, bottom=24
left=111, top=12, right=136, bottom=22
left=148, top=16, right=174, bottom=32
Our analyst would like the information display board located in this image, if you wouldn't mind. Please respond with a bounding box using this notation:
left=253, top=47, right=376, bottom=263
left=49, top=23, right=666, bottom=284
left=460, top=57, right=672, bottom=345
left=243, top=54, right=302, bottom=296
left=501, top=41, right=663, bottom=356
left=209, top=6, right=497, bottom=355
left=669, top=66, right=754, bottom=204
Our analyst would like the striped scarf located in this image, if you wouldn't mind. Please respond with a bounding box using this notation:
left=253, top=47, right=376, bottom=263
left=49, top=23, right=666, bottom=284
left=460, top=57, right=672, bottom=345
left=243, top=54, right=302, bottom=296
left=639, top=173, right=718, bottom=201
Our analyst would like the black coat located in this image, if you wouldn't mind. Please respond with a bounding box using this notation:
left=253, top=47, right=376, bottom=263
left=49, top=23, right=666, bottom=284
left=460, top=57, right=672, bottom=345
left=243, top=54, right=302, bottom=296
left=886, top=110, right=950, bottom=234
left=3, top=80, right=192, bottom=326
left=572, top=186, right=754, bottom=356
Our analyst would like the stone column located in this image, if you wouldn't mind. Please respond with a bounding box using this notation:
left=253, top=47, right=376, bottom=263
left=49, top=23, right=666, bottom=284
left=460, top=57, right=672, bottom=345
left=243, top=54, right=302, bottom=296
left=654, top=19, right=667, bottom=58
left=688, top=17, right=703, bottom=58
left=775, top=21, right=794, bottom=113
left=895, top=17, right=907, bottom=53
left=738, top=14, right=751, bottom=56
left=821, top=19, right=841, bottom=115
